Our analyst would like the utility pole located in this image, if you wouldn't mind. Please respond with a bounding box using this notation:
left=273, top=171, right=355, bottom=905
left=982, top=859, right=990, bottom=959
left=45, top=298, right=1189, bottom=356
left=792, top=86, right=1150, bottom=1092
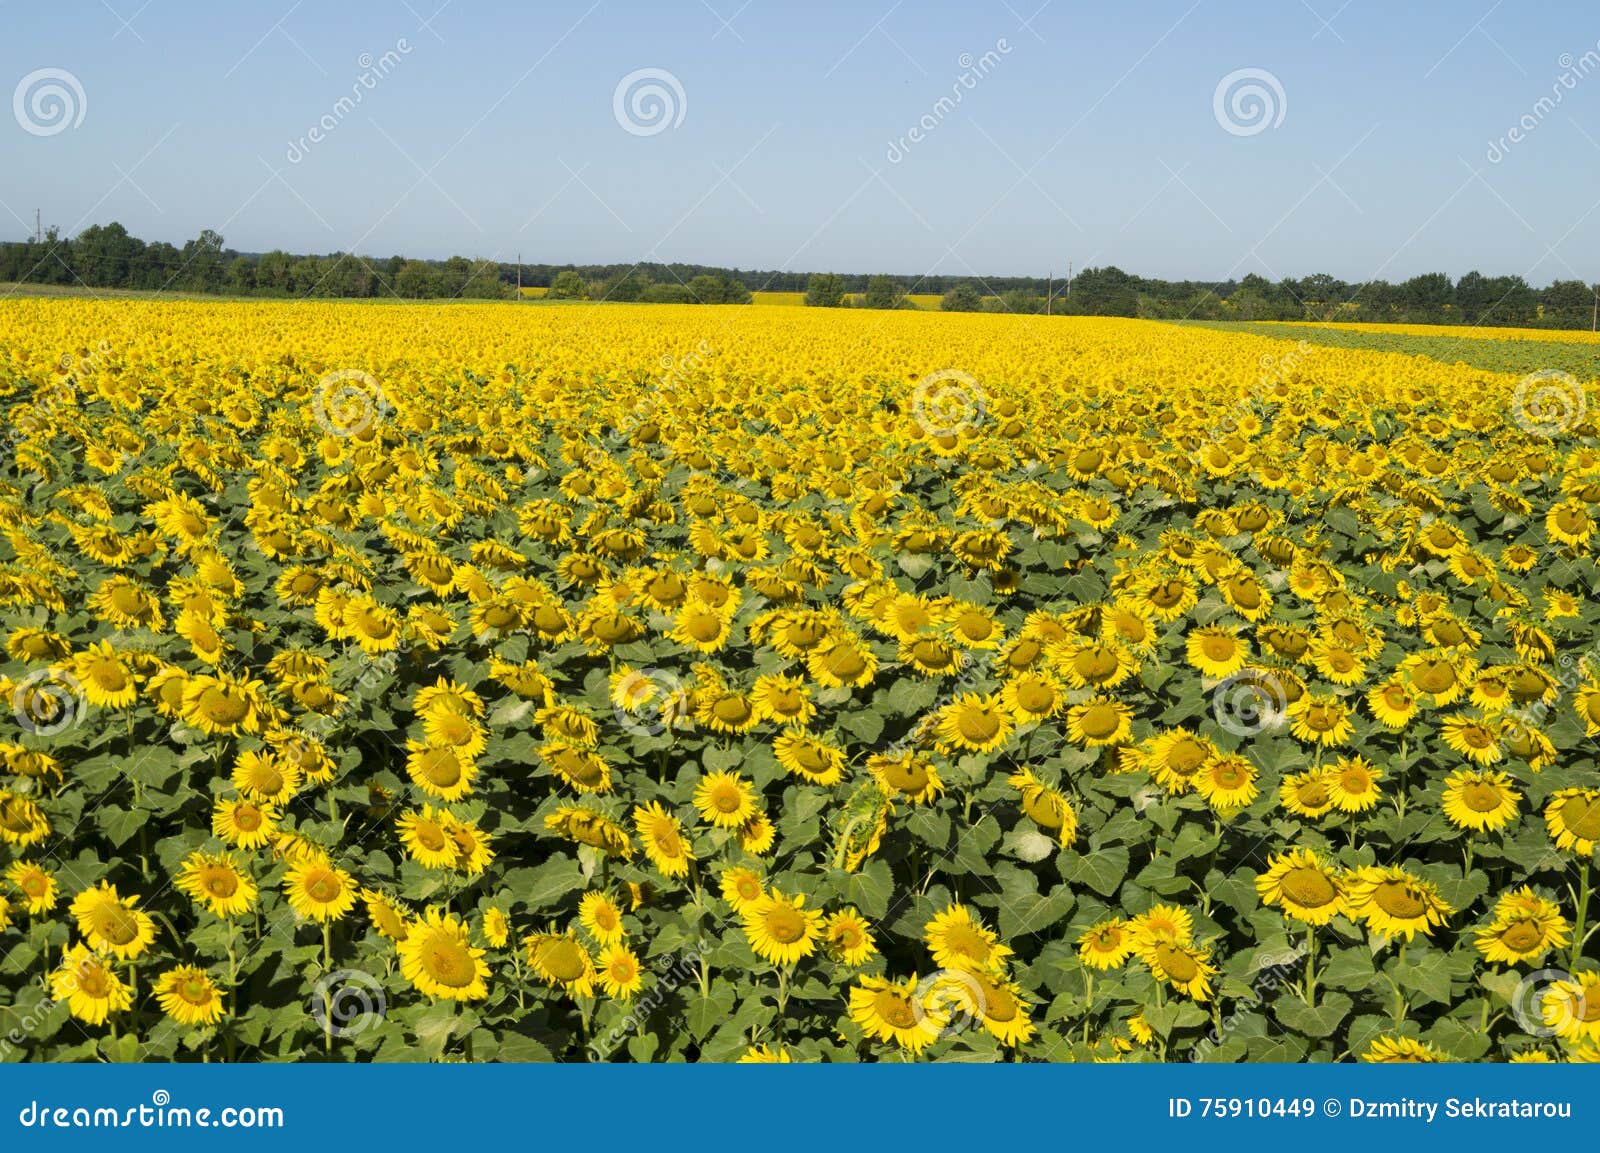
left=1047, top=270, right=1052, bottom=315
left=35, top=209, right=41, bottom=243
left=516, top=253, right=522, bottom=298
left=1592, top=282, right=1597, bottom=332
left=1066, top=261, right=1073, bottom=299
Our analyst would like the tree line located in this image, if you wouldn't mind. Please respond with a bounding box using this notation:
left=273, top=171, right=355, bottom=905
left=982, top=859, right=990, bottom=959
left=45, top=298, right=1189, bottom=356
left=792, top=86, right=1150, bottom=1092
left=2, top=222, right=1594, bottom=329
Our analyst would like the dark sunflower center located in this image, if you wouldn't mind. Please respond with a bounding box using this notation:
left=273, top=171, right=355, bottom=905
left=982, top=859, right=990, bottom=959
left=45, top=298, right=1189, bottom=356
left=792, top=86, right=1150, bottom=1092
left=1280, top=867, right=1337, bottom=908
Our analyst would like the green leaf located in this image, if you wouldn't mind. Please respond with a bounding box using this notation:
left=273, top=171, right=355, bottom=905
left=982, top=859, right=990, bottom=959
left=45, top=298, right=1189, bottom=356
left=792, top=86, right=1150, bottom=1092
left=1060, top=846, right=1128, bottom=897
left=1271, top=991, right=1352, bottom=1038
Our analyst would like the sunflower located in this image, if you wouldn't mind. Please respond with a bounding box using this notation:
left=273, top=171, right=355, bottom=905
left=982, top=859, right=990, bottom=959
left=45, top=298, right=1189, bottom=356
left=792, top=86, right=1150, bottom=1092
left=1006, top=767, right=1077, bottom=845
left=932, top=692, right=1015, bottom=754
left=1345, top=866, right=1452, bottom=941
left=1287, top=693, right=1354, bottom=747
left=738, top=1044, right=793, bottom=1063
left=1363, top=1036, right=1445, bottom=1063
left=848, top=974, right=945, bottom=1054
left=929, top=969, right=1036, bottom=1048
left=693, top=770, right=759, bottom=829
left=398, top=806, right=460, bottom=870
left=750, top=674, right=816, bottom=725
left=0, top=793, right=50, bottom=847
left=181, top=672, right=270, bottom=736
left=1255, top=848, right=1345, bottom=924
left=50, top=944, right=132, bottom=1026
left=670, top=602, right=733, bottom=653
left=1545, top=788, right=1600, bottom=855
left=155, top=966, right=227, bottom=1028
left=282, top=859, right=357, bottom=923
left=1441, top=768, right=1520, bottom=832
left=1540, top=971, right=1600, bottom=1043
left=399, top=908, right=491, bottom=1001
left=924, top=903, right=1012, bottom=975
left=773, top=727, right=846, bottom=786
left=597, top=943, right=644, bottom=1000
left=742, top=889, right=823, bottom=966
left=719, top=866, right=766, bottom=913
left=1439, top=713, right=1505, bottom=766
left=545, top=805, right=634, bottom=859
left=69, top=641, right=139, bottom=708
left=405, top=739, right=480, bottom=801
left=175, top=851, right=257, bottom=919
left=212, top=798, right=278, bottom=849
left=1365, top=679, right=1417, bottom=728
left=1143, top=728, right=1216, bottom=795
left=1138, top=939, right=1216, bottom=1001
left=1185, top=625, right=1249, bottom=678
left=579, top=891, right=626, bottom=945
left=867, top=751, right=944, bottom=804
left=738, top=813, right=777, bottom=855
left=539, top=741, right=611, bottom=795
left=1474, top=895, right=1569, bottom=965
left=1129, top=904, right=1194, bottom=947
left=1327, top=755, right=1383, bottom=813
left=523, top=931, right=597, bottom=997
left=363, top=888, right=412, bottom=942
left=70, top=882, right=157, bottom=960
left=6, top=860, right=58, bottom=915
left=824, top=907, right=877, bottom=966
left=1077, top=919, right=1135, bottom=969
left=231, top=748, right=301, bottom=805
left=1194, top=754, right=1258, bottom=813
left=1064, top=695, right=1133, bottom=748
left=633, top=801, right=695, bottom=879
left=1278, top=767, right=1337, bottom=818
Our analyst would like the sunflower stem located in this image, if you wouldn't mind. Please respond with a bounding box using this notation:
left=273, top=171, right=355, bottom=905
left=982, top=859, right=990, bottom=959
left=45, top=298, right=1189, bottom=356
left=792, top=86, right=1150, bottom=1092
left=322, top=923, right=334, bottom=1057
left=1304, top=923, right=1316, bottom=1008
left=1392, top=940, right=1407, bottom=1026
left=1570, top=858, right=1591, bottom=973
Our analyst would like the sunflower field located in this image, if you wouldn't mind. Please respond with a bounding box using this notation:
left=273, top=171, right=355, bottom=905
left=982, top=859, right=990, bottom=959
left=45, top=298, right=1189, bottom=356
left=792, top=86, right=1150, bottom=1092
left=0, top=298, right=1597, bottom=1064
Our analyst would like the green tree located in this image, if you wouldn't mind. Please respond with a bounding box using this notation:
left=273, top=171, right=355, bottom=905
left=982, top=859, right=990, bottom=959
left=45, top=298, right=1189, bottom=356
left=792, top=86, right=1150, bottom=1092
left=941, top=283, right=983, bottom=312
left=804, top=272, right=846, bottom=307
left=861, top=275, right=904, bottom=310
left=548, top=269, right=585, bottom=299
left=688, top=274, right=726, bottom=303
left=395, top=259, right=435, bottom=298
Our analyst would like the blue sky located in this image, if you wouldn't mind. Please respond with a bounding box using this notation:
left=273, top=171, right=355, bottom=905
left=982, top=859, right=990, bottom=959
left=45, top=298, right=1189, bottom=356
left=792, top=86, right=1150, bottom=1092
left=3, top=0, right=1599, bottom=281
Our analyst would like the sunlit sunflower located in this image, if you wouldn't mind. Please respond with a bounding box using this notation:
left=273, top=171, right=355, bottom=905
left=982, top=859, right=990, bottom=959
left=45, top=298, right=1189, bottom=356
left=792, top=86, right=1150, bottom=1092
left=175, top=851, right=257, bottom=919
left=282, top=859, right=357, bottom=923
left=1540, top=971, right=1600, bottom=1042
left=1077, top=919, right=1136, bottom=970
left=399, top=908, right=490, bottom=1001
left=545, top=805, right=634, bottom=859
left=50, top=944, right=132, bottom=1026
left=926, top=968, right=1036, bottom=1048
left=1137, top=939, right=1216, bottom=1001
left=1345, top=866, right=1452, bottom=941
left=1143, top=728, right=1217, bottom=795
left=1006, top=767, right=1077, bottom=845
left=579, top=890, right=627, bottom=946
left=1287, top=693, right=1354, bottom=747
left=1545, top=788, right=1600, bottom=855
left=720, top=866, right=766, bottom=913
left=1194, top=754, right=1258, bottom=814
left=1363, top=1036, right=1444, bottom=1063
left=848, top=974, right=944, bottom=1054
left=524, top=931, right=596, bottom=998
left=693, top=770, right=759, bottom=829
left=5, top=859, right=58, bottom=915
left=1327, top=755, right=1383, bottom=813
left=406, top=739, right=480, bottom=801
left=1065, top=695, right=1133, bottom=748
left=70, top=881, right=157, bottom=960
left=1278, top=767, right=1337, bottom=818
left=824, top=907, right=877, bottom=966
left=743, top=889, right=823, bottom=966
left=633, top=800, right=695, bottom=879
left=924, top=903, right=1012, bottom=975
left=935, top=692, right=1016, bottom=754
left=155, top=966, right=226, bottom=1027
left=231, top=748, right=300, bottom=805
left=1366, top=679, right=1418, bottom=729
left=1255, top=848, right=1345, bottom=924
left=539, top=740, right=611, bottom=795
left=867, top=751, right=944, bottom=804
left=773, top=727, right=846, bottom=786
left=597, top=943, right=644, bottom=1000
left=1441, top=768, right=1520, bottom=832
left=212, top=798, right=278, bottom=849
left=362, top=888, right=411, bottom=942
left=1185, top=625, right=1249, bottom=678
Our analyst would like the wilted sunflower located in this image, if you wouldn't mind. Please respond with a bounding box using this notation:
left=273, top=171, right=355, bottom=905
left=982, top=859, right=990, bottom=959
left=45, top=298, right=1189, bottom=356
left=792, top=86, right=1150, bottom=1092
left=545, top=805, right=634, bottom=859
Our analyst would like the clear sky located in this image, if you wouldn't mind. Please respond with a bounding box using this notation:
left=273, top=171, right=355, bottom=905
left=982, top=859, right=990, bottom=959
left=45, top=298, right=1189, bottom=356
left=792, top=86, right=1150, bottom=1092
left=3, top=0, right=1599, bottom=283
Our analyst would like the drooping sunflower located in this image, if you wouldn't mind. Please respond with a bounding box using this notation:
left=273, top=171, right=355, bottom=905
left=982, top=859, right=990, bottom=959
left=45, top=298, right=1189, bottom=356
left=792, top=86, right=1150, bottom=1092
left=1137, top=939, right=1216, bottom=1001
left=399, top=908, right=491, bottom=1001
left=155, top=966, right=227, bottom=1027
left=1441, top=768, right=1521, bottom=832
left=524, top=931, right=596, bottom=998
left=363, top=888, right=412, bottom=942
left=742, top=889, right=823, bottom=966
left=1006, top=767, right=1077, bottom=845
left=772, top=727, right=846, bottom=786
left=1362, top=1036, right=1445, bottom=1063
left=1474, top=891, right=1569, bottom=965
left=1345, top=866, right=1452, bottom=941
left=539, top=741, right=611, bottom=795
left=1278, top=767, right=1337, bottom=818
left=1540, top=971, right=1600, bottom=1043
left=544, top=805, right=634, bottom=859
left=632, top=801, right=695, bottom=879
left=1255, top=848, right=1345, bottom=925
left=867, top=751, right=944, bottom=804
left=175, top=851, right=257, bottom=919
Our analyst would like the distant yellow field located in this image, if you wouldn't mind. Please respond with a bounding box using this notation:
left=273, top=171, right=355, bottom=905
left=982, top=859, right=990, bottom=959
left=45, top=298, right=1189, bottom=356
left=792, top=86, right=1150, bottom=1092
left=1266, top=319, right=1600, bottom=344
left=518, top=286, right=549, bottom=298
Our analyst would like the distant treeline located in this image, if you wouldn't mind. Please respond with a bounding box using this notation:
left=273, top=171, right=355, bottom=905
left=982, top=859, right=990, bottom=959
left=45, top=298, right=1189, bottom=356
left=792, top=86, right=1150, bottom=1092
left=2, top=221, right=1595, bottom=328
